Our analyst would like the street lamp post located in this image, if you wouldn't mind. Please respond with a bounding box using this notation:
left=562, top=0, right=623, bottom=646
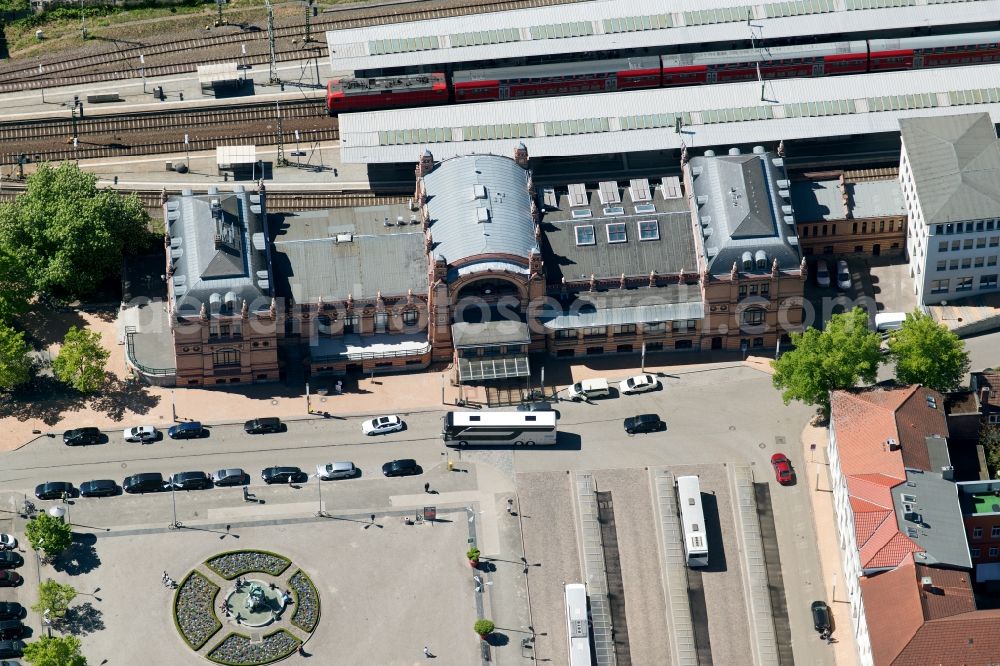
left=38, top=64, right=45, bottom=103
left=294, top=130, right=300, bottom=165
left=169, top=481, right=180, bottom=529
left=314, top=473, right=326, bottom=517
left=139, top=54, right=146, bottom=94
left=184, top=134, right=190, bottom=171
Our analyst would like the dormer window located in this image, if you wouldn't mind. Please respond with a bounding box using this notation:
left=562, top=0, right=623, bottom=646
left=742, top=251, right=753, bottom=271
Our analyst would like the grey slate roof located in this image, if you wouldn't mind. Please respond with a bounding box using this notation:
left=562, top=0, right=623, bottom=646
left=688, top=151, right=801, bottom=274
left=166, top=188, right=271, bottom=316
left=899, top=113, right=1000, bottom=225
left=894, top=469, right=972, bottom=570
left=423, top=154, right=537, bottom=269
left=543, top=285, right=704, bottom=329
left=270, top=205, right=428, bottom=303
left=540, top=182, right=696, bottom=282
left=791, top=178, right=905, bottom=223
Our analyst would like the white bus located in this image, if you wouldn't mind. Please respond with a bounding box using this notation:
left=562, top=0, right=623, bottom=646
left=677, top=475, right=709, bottom=568
left=441, top=411, right=558, bottom=447
left=564, top=583, right=592, bottom=666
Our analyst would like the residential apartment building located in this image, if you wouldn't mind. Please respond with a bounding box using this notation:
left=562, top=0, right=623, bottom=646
left=957, top=480, right=1000, bottom=569
left=971, top=369, right=1000, bottom=426
left=790, top=170, right=906, bottom=257
left=899, top=113, right=1000, bottom=306
left=826, top=385, right=1000, bottom=665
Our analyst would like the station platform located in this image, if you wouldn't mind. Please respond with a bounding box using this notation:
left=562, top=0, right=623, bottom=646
left=0, top=55, right=334, bottom=121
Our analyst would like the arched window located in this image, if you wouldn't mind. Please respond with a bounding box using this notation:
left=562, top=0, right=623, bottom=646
left=755, top=250, right=767, bottom=270
left=741, top=251, right=753, bottom=271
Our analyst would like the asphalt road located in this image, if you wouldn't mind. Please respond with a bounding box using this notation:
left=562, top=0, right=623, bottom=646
left=0, top=363, right=832, bottom=665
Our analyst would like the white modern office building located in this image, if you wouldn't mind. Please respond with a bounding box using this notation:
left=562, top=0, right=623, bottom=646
left=900, top=113, right=1000, bottom=306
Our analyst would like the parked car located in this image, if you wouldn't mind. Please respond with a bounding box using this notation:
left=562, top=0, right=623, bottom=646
left=62, top=427, right=102, bottom=446
left=381, top=459, right=420, bottom=477
left=623, top=414, right=665, bottom=434
left=212, top=469, right=248, bottom=487
left=79, top=480, right=119, bottom=498
left=815, top=260, right=831, bottom=287
left=836, top=260, right=851, bottom=290
left=261, top=467, right=308, bottom=484
left=0, top=640, right=23, bottom=658
left=0, top=621, right=23, bottom=640
left=0, top=535, right=15, bottom=551
left=168, top=472, right=213, bottom=491
left=122, top=473, right=165, bottom=494
left=167, top=422, right=205, bottom=440
left=811, top=600, right=831, bottom=635
left=34, top=482, right=75, bottom=501
left=771, top=453, right=795, bottom=485
left=0, top=603, right=23, bottom=621
left=362, top=415, right=404, bottom=436
left=0, top=554, right=21, bottom=570
left=0, top=572, right=21, bottom=588
left=316, top=462, right=357, bottom=480
left=619, top=374, right=660, bottom=395
left=123, top=426, right=159, bottom=443
left=567, top=378, right=611, bottom=401
left=244, top=417, right=282, bottom=434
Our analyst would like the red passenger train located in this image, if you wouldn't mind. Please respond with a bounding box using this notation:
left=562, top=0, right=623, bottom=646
left=326, top=31, right=1000, bottom=114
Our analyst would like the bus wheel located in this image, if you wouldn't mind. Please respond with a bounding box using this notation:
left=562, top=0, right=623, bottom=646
left=526, top=441, right=535, bottom=446
left=514, top=441, right=523, bottom=447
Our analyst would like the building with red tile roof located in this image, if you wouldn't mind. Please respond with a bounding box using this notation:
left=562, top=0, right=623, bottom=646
left=828, top=385, right=984, bottom=666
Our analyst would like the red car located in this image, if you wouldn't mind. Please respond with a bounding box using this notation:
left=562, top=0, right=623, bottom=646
left=771, top=453, right=795, bottom=485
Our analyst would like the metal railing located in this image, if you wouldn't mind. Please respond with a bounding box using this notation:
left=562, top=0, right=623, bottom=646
left=124, top=326, right=176, bottom=377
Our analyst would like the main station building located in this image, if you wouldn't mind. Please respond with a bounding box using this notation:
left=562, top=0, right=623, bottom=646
left=152, top=144, right=804, bottom=387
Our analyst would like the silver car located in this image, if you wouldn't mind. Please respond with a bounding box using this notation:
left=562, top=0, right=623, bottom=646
left=211, top=469, right=247, bottom=487
left=316, top=462, right=357, bottom=480
left=123, top=426, right=159, bottom=443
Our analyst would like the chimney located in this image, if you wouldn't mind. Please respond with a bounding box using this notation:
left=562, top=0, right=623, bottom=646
left=415, top=149, right=434, bottom=179
left=887, top=438, right=900, bottom=451
left=214, top=234, right=223, bottom=249
left=921, top=576, right=934, bottom=592
left=941, top=466, right=954, bottom=481
left=514, top=142, right=529, bottom=169
left=982, top=386, right=992, bottom=406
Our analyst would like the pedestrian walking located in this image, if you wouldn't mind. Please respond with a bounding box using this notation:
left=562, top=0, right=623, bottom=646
left=506, top=498, right=514, bottom=515
left=370, top=513, right=376, bottom=524
left=423, top=646, right=432, bottom=658
left=424, top=482, right=431, bottom=494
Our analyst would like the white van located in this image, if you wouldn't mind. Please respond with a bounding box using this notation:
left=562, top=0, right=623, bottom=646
left=875, top=312, right=906, bottom=333
left=567, top=378, right=611, bottom=401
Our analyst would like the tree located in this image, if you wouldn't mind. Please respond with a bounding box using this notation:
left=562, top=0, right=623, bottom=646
left=31, top=580, right=78, bottom=621
left=0, top=245, right=32, bottom=323
left=771, top=307, right=883, bottom=416
left=0, top=322, right=33, bottom=391
left=0, top=162, right=149, bottom=298
left=982, top=425, right=1000, bottom=479
left=52, top=326, right=108, bottom=393
left=24, top=511, right=73, bottom=560
left=887, top=310, right=971, bottom=392
left=22, top=635, right=87, bottom=666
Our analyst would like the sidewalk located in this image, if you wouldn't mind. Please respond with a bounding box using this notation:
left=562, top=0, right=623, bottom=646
left=801, top=421, right=860, bottom=666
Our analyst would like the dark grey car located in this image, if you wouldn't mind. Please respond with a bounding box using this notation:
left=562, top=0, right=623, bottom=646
left=123, top=473, right=165, bottom=494
left=168, top=472, right=213, bottom=490
left=80, top=479, right=119, bottom=498
left=261, top=467, right=307, bottom=484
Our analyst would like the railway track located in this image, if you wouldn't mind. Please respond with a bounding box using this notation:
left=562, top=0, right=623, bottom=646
left=0, top=0, right=583, bottom=93
left=0, top=99, right=337, bottom=164
left=0, top=185, right=409, bottom=213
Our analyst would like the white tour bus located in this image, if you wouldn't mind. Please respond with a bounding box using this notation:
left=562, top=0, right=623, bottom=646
left=441, top=411, right=558, bottom=447
left=677, top=475, right=710, bottom=568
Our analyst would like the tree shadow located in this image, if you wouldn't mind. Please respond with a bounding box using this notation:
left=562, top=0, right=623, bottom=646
left=87, top=374, right=161, bottom=421
left=15, top=306, right=90, bottom=348
left=485, top=632, right=510, bottom=647
left=51, top=534, right=101, bottom=576
left=57, top=601, right=105, bottom=636
left=0, top=375, right=89, bottom=425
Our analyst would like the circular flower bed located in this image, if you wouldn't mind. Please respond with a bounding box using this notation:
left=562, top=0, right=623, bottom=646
left=206, top=550, right=291, bottom=580
left=207, top=629, right=301, bottom=665
left=288, top=570, right=320, bottom=632
left=174, top=571, right=222, bottom=650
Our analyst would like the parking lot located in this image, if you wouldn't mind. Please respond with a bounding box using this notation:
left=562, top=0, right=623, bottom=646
left=803, top=255, right=915, bottom=329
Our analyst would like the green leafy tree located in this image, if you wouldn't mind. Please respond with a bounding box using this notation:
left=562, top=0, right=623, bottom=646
left=31, top=580, right=78, bottom=621
left=771, top=307, right=883, bottom=415
left=24, top=511, right=73, bottom=560
left=887, top=310, right=971, bottom=392
left=0, top=162, right=149, bottom=298
left=52, top=326, right=108, bottom=393
left=0, top=322, right=33, bottom=391
left=22, top=634, right=87, bottom=666
left=982, top=425, right=1000, bottom=479
left=0, top=245, right=32, bottom=323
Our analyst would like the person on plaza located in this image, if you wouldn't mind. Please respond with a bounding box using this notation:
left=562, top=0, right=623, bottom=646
left=424, top=482, right=431, bottom=494
left=423, top=646, right=434, bottom=658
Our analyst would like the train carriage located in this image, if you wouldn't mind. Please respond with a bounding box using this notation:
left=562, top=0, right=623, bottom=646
left=326, top=72, right=448, bottom=115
